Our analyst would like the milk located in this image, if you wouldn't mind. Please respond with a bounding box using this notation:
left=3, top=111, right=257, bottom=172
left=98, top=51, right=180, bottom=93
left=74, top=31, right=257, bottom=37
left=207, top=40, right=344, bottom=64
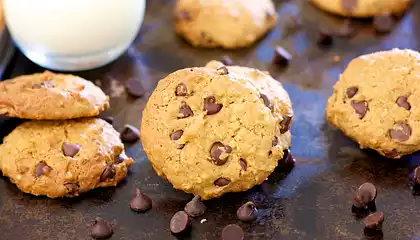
left=3, top=0, right=146, bottom=71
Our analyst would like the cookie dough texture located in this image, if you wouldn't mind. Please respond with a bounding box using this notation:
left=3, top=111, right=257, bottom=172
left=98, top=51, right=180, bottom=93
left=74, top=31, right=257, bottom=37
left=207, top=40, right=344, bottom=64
left=310, top=0, right=414, bottom=18
left=0, top=118, right=134, bottom=198
left=141, top=61, right=293, bottom=199
left=174, top=0, right=277, bottom=49
left=0, top=71, right=109, bottom=120
left=326, top=49, right=420, bottom=159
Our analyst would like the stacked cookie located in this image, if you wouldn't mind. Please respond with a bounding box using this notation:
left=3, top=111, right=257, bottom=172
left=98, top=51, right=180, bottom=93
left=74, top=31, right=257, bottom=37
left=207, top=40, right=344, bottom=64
left=141, top=61, right=293, bottom=199
left=0, top=71, right=134, bottom=198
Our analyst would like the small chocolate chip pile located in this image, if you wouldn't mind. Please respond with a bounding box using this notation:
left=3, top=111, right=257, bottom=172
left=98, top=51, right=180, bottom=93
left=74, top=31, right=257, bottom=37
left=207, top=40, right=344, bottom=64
left=90, top=217, right=113, bottom=239
left=352, top=182, right=377, bottom=216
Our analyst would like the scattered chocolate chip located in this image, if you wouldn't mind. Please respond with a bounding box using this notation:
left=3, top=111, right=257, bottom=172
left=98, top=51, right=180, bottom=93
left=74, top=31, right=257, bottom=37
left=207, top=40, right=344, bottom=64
left=346, top=87, right=358, bottom=98
left=130, top=188, right=152, bottom=212
left=35, top=162, right=51, bottom=177
left=217, top=66, right=229, bottom=75
left=351, top=100, right=368, bottom=119
left=273, top=46, right=292, bottom=66
left=62, top=142, right=81, bottom=157
left=341, top=0, right=357, bottom=13
left=373, top=14, right=395, bottom=34
left=390, top=122, right=411, bottom=142
left=396, top=96, right=410, bottom=110
left=221, top=224, right=244, bottom=240
left=204, top=96, right=223, bottom=115
left=352, top=182, right=377, bottom=215
left=280, top=115, right=292, bottom=133
left=102, top=116, right=114, bottom=125
left=214, top=177, right=231, bottom=187
left=64, top=183, right=79, bottom=195
left=114, top=154, right=125, bottom=164
left=179, top=101, right=194, bottom=118
left=170, top=211, right=191, bottom=234
left=272, top=136, right=279, bottom=147
left=239, top=159, right=247, bottom=171
left=184, top=196, right=207, bottom=217
left=125, top=78, right=144, bottom=98
left=316, top=29, right=333, bottom=47
left=175, top=10, right=192, bottom=21
left=120, top=124, right=140, bottom=143
left=364, top=212, right=384, bottom=230
left=412, top=166, right=420, bottom=194
left=279, top=149, right=296, bottom=169
left=100, top=165, right=116, bottom=182
left=90, top=217, right=113, bottom=239
left=210, top=142, right=232, bottom=165
left=170, top=130, right=184, bottom=141
left=175, top=83, right=188, bottom=96
left=260, top=93, right=272, bottom=110
left=237, top=201, right=258, bottom=222
left=221, top=56, right=233, bottom=66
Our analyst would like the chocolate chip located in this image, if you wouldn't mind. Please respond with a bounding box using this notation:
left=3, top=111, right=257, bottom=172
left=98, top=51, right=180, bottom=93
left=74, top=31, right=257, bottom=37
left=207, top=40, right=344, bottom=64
left=179, top=101, right=194, bottom=118
left=210, top=142, right=232, bottom=165
left=352, top=182, right=377, bottom=214
left=272, top=136, right=279, bottom=147
left=114, top=154, right=125, bottom=164
left=364, top=212, right=384, bottom=230
left=412, top=167, right=420, bottom=195
left=217, top=66, right=229, bottom=75
left=130, top=188, right=152, bottom=212
left=125, top=78, right=144, bottom=98
left=90, top=217, right=113, bottom=239
left=64, top=183, right=79, bottom=195
left=35, top=162, right=51, bottom=177
left=351, top=100, right=368, bottom=119
left=279, top=149, right=296, bottom=169
left=260, top=93, right=272, bottom=110
left=100, top=165, right=116, bottom=182
left=334, top=19, right=356, bottom=38
left=214, top=177, right=231, bottom=187
left=383, top=149, right=399, bottom=159
left=284, top=15, right=302, bottom=34
left=175, top=83, right=188, bottom=96
left=204, top=96, right=223, bottom=115
left=316, top=29, right=333, bottom=47
left=184, top=195, right=206, bottom=217
left=170, top=130, right=184, bottom=141
left=221, top=224, right=244, bottom=240
left=239, top=159, right=247, bottom=171
left=373, top=14, right=395, bottom=33
left=62, top=142, right=81, bottom=157
left=341, top=0, right=357, bottom=13
left=273, top=46, right=292, bottom=66
left=221, top=56, right=233, bottom=66
left=170, top=211, right=191, bottom=234
left=346, top=87, right=358, bottom=98
left=237, top=201, right=258, bottom=222
left=390, top=122, right=411, bottom=142
left=280, top=115, right=292, bottom=134
left=101, top=116, right=114, bottom=125
left=396, top=96, right=410, bottom=110
left=120, top=124, right=140, bottom=143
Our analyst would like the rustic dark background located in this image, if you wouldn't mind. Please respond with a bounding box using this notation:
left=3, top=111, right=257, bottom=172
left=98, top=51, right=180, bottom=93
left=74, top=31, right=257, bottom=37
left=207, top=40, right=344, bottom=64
left=1, top=0, right=420, bottom=239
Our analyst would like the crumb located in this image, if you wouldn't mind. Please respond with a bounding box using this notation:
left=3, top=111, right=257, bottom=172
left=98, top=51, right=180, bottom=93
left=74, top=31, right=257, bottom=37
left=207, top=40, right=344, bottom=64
left=332, top=55, right=341, bottom=64
left=200, top=219, right=207, bottom=224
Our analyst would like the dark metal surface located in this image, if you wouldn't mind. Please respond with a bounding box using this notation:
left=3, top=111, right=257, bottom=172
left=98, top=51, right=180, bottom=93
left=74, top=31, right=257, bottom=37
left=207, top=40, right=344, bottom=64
left=1, top=0, right=420, bottom=239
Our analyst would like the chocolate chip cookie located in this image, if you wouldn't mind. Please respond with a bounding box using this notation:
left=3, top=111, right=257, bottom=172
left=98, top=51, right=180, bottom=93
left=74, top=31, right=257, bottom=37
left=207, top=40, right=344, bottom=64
left=326, top=49, right=420, bottom=159
left=0, top=118, right=134, bottom=198
left=141, top=61, right=293, bottom=199
left=310, top=0, right=413, bottom=18
left=0, top=71, right=109, bottom=120
left=174, top=0, right=277, bottom=49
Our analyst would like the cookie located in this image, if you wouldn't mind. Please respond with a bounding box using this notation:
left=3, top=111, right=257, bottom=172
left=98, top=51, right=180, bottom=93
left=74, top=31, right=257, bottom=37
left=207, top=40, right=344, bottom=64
left=326, top=49, right=420, bottom=159
left=140, top=61, right=293, bottom=200
left=174, top=0, right=277, bottom=49
left=310, top=0, right=414, bottom=18
left=0, top=118, right=134, bottom=198
left=0, top=71, right=109, bottom=120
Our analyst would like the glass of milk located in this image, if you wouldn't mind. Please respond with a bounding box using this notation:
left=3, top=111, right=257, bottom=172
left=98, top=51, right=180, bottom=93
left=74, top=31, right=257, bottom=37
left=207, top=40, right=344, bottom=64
left=3, top=0, right=145, bottom=71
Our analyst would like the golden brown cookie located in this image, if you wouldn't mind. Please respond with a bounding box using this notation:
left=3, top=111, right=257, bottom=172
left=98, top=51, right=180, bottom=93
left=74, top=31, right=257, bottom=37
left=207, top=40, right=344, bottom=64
left=310, top=0, right=414, bottom=18
left=326, top=49, right=420, bottom=159
left=0, top=118, right=134, bottom=198
left=174, top=0, right=277, bottom=49
left=0, top=71, right=109, bottom=120
left=141, top=61, right=293, bottom=200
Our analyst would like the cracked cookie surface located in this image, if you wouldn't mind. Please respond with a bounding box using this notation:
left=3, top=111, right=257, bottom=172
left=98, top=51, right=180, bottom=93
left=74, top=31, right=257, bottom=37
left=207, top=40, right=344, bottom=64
left=326, top=49, right=420, bottom=159
left=0, top=118, right=134, bottom=198
left=174, top=0, right=277, bottom=49
left=141, top=61, right=293, bottom=199
left=0, top=71, right=109, bottom=120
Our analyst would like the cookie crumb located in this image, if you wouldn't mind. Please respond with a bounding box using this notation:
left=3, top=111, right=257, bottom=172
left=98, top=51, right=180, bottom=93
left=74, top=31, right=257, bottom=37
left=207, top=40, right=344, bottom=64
left=200, top=219, right=207, bottom=224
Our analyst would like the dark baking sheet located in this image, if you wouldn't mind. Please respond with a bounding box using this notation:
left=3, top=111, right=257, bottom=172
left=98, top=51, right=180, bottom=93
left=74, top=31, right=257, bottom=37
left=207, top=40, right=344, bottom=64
left=1, top=0, right=420, bottom=239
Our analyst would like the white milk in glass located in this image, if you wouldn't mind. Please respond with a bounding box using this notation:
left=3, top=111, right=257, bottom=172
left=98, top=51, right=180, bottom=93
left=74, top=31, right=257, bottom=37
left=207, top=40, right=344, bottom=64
left=3, top=0, right=145, bottom=71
